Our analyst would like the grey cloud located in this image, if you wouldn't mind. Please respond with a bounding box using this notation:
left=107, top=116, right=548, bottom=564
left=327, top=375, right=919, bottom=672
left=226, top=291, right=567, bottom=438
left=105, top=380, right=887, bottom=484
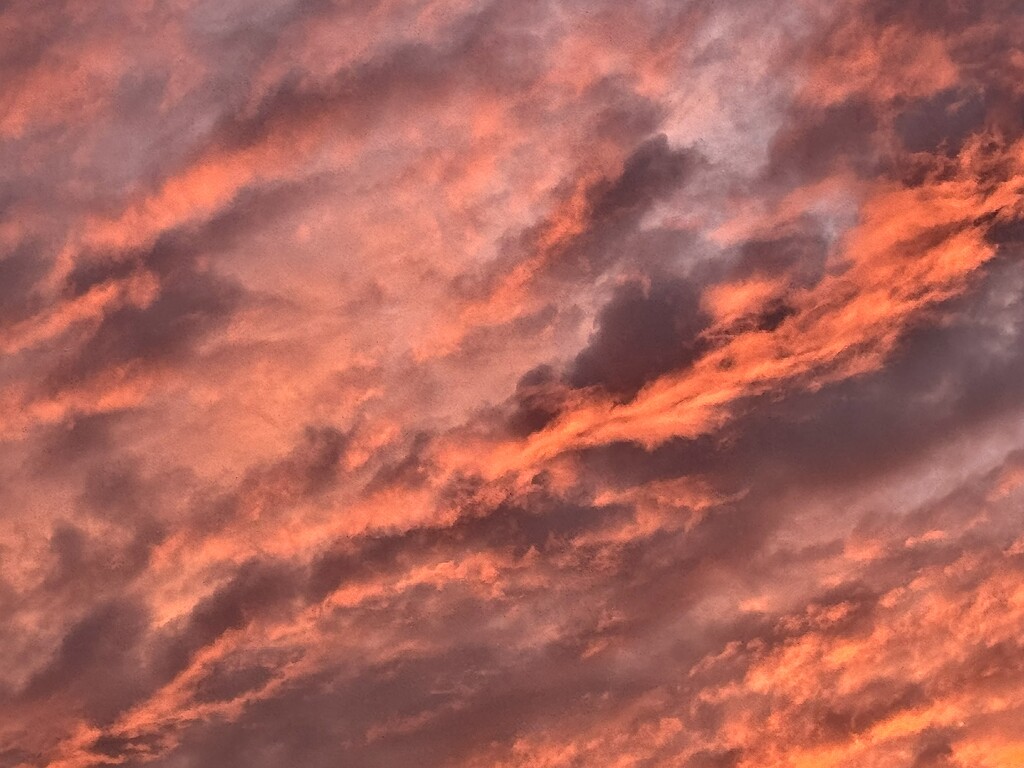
left=20, top=599, right=151, bottom=722
left=569, top=277, right=708, bottom=400
left=548, top=134, right=700, bottom=280
left=767, top=99, right=880, bottom=184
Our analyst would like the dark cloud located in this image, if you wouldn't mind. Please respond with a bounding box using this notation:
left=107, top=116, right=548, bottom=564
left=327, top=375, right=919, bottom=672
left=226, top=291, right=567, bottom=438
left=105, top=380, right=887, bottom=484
left=570, top=277, right=708, bottom=399
left=154, top=558, right=303, bottom=685
left=910, top=734, right=955, bottom=768
left=767, top=99, right=880, bottom=183
left=0, top=240, right=46, bottom=324
left=506, top=364, right=567, bottom=437
left=895, top=88, right=989, bottom=156
left=685, top=749, right=744, bottom=768
left=548, top=134, right=699, bottom=280
left=207, top=1, right=535, bottom=157
left=47, top=251, right=242, bottom=397
left=729, top=225, right=829, bottom=287
left=590, top=75, right=667, bottom=145
left=192, top=662, right=276, bottom=705
left=21, top=599, right=151, bottom=721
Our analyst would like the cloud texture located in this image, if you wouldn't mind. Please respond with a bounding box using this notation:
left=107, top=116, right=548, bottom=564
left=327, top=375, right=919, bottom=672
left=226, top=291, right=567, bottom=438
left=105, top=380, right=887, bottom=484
left=2, top=0, right=1024, bottom=765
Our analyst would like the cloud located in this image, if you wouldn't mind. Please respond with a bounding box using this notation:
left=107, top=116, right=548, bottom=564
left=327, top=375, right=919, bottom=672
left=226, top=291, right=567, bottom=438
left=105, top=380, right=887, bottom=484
left=2, top=0, right=1024, bottom=766
left=569, top=276, right=707, bottom=399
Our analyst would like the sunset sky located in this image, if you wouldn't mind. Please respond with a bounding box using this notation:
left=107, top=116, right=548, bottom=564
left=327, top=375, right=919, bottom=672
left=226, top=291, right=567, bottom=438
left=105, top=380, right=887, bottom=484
left=2, top=0, right=1024, bottom=766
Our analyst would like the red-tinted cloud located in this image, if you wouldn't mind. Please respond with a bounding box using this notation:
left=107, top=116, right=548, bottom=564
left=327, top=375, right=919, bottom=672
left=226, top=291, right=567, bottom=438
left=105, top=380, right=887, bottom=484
left=2, top=1, right=1024, bottom=766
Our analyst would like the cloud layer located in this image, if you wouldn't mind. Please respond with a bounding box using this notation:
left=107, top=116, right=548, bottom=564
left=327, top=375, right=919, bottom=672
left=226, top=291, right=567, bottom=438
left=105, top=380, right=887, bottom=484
left=2, top=0, right=1024, bottom=766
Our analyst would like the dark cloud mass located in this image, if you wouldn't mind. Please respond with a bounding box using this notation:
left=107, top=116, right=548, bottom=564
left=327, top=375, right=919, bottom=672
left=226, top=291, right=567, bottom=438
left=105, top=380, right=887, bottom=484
left=570, top=277, right=707, bottom=399
left=2, top=0, right=1024, bottom=767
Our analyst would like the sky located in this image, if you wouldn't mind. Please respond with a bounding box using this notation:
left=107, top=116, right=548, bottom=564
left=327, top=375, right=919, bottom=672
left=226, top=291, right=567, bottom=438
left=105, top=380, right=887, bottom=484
left=1, top=0, right=1024, bottom=766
